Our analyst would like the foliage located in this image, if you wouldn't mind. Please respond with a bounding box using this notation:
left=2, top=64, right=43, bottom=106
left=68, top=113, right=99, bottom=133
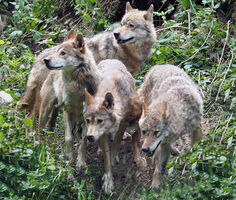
left=0, top=0, right=236, bottom=199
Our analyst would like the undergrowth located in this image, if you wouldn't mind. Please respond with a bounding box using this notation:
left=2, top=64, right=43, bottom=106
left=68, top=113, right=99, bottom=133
left=0, top=0, right=235, bottom=199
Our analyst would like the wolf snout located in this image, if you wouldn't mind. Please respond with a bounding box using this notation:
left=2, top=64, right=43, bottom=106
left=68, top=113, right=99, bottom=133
left=142, top=147, right=150, bottom=153
left=44, top=58, right=50, bottom=67
left=113, top=32, right=120, bottom=40
left=87, top=135, right=95, bottom=142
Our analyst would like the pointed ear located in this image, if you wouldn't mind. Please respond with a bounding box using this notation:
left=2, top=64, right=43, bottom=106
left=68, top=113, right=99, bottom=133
left=142, top=103, right=148, bottom=117
left=160, top=101, right=167, bottom=119
left=66, top=30, right=76, bottom=41
left=144, top=4, right=154, bottom=21
left=125, top=2, right=133, bottom=13
left=84, top=88, right=94, bottom=106
left=74, top=33, right=85, bottom=53
left=102, top=92, right=114, bottom=110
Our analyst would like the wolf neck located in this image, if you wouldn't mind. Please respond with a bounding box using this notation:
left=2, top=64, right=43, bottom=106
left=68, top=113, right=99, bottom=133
left=121, top=38, right=155, bottom=73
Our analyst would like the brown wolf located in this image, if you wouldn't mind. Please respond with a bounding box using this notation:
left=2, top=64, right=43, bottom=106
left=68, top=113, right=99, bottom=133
left=83, top=59, right=145, bottom=193
left=38, top=30, right=101, bottom=168
left=17, top=2, right=156, bottom=125
left=138, top=64, right=203, bottom=188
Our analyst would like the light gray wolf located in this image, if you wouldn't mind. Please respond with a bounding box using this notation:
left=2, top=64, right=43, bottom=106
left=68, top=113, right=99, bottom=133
left=38, top=30, right=101, bottom=169
left=138, top=64, right=203, bottom=188
left=17, top=2, right=156, bottom=126
left=83, top=59, right=145, bottom=194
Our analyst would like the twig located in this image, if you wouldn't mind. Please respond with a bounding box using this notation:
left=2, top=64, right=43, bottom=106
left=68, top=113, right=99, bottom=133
left=155, top=24, right=190, bottom=32
left=215, top=51, right=235, bottom=102
left=178, top=20, right=214, bottom=67
left=212, top=112, right=222, bottom=144
left=208, top=20, right=230, bottom=95
left=188, top=12, right=191, bottom=34
left=181, top=163, right=187, bottom=175
left=219, top=113, right=233, bottom=145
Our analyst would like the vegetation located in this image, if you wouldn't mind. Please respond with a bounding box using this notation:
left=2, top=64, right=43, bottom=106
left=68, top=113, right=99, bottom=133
left=0, top=0, right=235, bottom=199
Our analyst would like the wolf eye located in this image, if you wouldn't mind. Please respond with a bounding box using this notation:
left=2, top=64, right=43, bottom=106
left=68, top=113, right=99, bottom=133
left=97, top=119, right=103, bottom=124
left=142, top=130, right=146, bottom=135
left=60, top=51, right=66, bottom=56
left=154, top=130, right=160, bottom=136
left=128, top=23, right=135, bottom=28
left=86, top=119, right=90, bottom=124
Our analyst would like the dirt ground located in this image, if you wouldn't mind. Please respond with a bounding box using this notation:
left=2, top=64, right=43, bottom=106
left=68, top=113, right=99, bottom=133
left=73, top=116, right=215, bottom=199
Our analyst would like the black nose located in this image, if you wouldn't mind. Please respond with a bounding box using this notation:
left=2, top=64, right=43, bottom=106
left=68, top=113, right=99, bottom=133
left=142, top=147, right=150, bottom=153
left=113, top=32, right=120, bottom=40
left=87, top=136, right=94, bottom=142
left=44, top=58, right=50, bottom=67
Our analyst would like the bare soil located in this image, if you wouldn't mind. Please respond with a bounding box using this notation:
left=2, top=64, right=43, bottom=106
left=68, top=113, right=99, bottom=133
left=71, top=115, right=215, bottom=199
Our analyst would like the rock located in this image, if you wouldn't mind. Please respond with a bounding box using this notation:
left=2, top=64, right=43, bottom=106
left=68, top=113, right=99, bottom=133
left=0, top=91, right=13, bottom=106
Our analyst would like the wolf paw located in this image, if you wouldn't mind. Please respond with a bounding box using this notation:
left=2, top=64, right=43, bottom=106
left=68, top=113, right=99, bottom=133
left=102, top=172, right=114, bottom=194
left=75, top=155, right=87, bottom=171
left=151, top=179, right=161, bottom=189
left=135, top=156, right=147, bottom=168
left=96, top=146, right=102, bottom=156
left=64, top=151, right=74, bottom=162
left=122, top=132, right=132, bottom=142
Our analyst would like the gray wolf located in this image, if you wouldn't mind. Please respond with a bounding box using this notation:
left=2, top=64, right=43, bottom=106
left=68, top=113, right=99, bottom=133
left=17, top=2, right=156, bottom=125
left=38, top=30, right=101, bottom=168
left=138, top=64, right=203, bottom=188
left=83, top=59, right=145, bottom=193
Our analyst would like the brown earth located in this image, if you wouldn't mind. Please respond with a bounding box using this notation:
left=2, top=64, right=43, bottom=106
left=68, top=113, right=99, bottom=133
left=67, top=114, right=216, bottom=199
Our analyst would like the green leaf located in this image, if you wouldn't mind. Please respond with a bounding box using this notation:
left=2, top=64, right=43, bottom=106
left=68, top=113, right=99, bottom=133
left=0, top=115, right=4, bottom=126
left=33, top=32, right=41, bottom=42
left=9, top=30, right=23, bottom=38
left=0, top=162, right=6, bottom=170
left=23, top=118, right=33, bottom=128
left=182, top=0, right=190, bottom=8
left=0, top=132, right=4, bottom=142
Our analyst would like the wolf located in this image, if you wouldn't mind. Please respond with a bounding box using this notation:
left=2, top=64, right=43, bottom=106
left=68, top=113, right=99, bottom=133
left=138, top=64, right=203, bottom=188
left=38, top=30, right=101, bottom=168
left=88, top=2, right=156, bottom=75
left=17, top=2, right=156, bottom=125
left=83, top=59, right=145, bottom=194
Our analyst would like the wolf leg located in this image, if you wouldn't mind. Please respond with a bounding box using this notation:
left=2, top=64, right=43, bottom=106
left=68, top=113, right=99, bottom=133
left=132, top=128, right=146, bottom=168
left=111, top=124, right=126, bottom=165
left=191, top=123, right=202, bottom=146
left=151, top=144, right=170, bottom=188
left=100, top=134, right=114, bottom=194
left=63, top=110, right=74, bottom=163
left=76, top=123, right=87, bottom=170
left=38, top=91, right=56, bottom=135
left=48, top=105, right=59, bottom=131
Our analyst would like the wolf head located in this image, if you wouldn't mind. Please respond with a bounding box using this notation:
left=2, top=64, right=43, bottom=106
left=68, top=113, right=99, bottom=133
left=113, top=2, right=156, bottom=45
left=139, top=102, right=169, bottom=156
left=44, top=30, right=88, bottom=71
left=83, top=89, right=118, bottom=142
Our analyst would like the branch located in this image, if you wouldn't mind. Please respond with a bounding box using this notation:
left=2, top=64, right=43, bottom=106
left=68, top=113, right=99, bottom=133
left=178, top=20, right=214, bottom=67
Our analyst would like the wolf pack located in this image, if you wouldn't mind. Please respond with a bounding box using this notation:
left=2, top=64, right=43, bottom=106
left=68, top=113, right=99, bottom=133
left=17, top=2, right=203, bottom=194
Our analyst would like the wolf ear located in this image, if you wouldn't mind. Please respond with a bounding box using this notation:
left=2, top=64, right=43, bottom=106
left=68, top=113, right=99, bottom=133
left=144, top=4, right=154, bottom=21
left=74, top=33, right=85, bottom=53
left=102, top=92, right=114, bottom=110
left=66, top=30, right=76, bottom=41
left=142, top=103, right=148, bottom=117
left=84, top=88, right=94, bottom=106
left=125, top=2, right=133, bottom=13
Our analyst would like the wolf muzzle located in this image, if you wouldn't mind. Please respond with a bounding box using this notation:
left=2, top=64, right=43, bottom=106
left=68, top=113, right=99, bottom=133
left=44, top=58, right=63, bottom=70
left=87, top=135, right=95, bottom=142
